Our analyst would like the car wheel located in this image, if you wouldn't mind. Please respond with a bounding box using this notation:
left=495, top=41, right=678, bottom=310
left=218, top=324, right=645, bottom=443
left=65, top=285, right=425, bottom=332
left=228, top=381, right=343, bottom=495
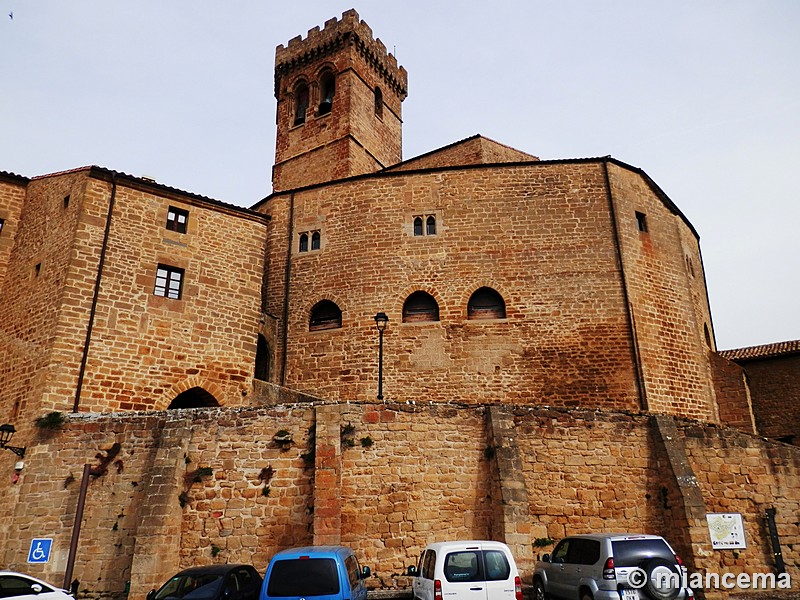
left=640, top=558, right=681, bottom=600
left=580, top=591, right=592, bottom=600
left=533, top=579, right=547, bottom=600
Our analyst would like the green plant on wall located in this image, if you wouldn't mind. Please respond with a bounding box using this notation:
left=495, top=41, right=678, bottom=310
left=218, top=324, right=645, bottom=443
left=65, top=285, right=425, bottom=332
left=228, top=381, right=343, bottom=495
left=35, top=411, right=66, bottom=430
left=211, top=544, right=222, bottom=558
left=179, top=466, right=214, bottom=507
left=532, top=537, right=555, bottom=548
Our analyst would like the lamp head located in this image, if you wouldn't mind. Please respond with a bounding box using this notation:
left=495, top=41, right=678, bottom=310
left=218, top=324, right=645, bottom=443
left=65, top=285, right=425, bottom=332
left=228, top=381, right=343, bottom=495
left=0, top=423, right=16, bottom=446
left=373, top=312, right=389, bottom=332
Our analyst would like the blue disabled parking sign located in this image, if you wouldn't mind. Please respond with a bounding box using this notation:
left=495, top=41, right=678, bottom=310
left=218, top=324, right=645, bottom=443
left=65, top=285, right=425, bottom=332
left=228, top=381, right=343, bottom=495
left=27, top=538, right=53, bottom=563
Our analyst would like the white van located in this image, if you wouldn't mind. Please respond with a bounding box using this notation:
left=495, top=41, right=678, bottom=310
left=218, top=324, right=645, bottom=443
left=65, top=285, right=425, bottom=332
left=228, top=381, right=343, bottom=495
left=407, top=541, right=522, bottom=600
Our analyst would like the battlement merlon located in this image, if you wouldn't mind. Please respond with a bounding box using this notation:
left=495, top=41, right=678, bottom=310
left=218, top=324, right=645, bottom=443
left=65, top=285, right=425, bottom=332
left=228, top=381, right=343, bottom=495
left=274, top=9, right=408, bottom=100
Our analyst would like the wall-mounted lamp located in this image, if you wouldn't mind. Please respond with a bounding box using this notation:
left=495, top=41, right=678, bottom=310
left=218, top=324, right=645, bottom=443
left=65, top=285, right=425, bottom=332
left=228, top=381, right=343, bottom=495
left=0, top=423, right=26, bottom=458
left=374, top=312, right=389, bottom=401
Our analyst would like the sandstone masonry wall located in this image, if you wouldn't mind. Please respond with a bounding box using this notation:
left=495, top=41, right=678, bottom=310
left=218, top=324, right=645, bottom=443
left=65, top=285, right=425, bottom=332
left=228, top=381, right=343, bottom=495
left=607, top=163, right=718, bottom=421
left=1, top=404, right=796, bottom=600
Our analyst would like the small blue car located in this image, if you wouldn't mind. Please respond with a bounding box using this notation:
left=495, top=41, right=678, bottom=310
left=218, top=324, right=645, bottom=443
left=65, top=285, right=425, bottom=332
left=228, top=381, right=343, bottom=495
left=260, top=546, right=371, bottom=600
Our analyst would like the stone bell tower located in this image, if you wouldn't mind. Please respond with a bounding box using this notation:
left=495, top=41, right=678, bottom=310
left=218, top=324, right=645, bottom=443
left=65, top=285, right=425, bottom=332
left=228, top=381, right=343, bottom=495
left=272, top=9, right=408, bottom=192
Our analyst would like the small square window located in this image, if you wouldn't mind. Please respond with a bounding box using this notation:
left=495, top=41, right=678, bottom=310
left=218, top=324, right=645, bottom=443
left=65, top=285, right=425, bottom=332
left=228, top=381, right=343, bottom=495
left=635, top=211, right=648, bottom=233
left=154, top=264, right=184, bottom=299
left=166, top=206, right=189, bottom=234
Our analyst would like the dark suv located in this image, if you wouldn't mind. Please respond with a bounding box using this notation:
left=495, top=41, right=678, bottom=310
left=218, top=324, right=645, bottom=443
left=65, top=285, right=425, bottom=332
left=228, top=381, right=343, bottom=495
left=533, top=534, right=693, bottom=600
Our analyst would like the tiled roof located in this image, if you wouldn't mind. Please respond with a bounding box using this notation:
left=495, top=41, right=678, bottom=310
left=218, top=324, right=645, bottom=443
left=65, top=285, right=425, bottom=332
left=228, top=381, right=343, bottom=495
left=719, top=340, right=800, bottom=361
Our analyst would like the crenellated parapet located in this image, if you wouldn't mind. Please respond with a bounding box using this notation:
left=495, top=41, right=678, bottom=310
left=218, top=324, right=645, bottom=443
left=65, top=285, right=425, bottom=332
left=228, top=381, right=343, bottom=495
left=274, top=9, right=408, bottom=99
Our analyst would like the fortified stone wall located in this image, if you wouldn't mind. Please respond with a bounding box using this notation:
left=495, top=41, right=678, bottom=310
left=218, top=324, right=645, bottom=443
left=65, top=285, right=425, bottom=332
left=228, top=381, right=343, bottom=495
left=735, top=354, right=800, bottom=441
left=259, top=160, right=717, bottom=421
left=0, top=169, right=270, bottom=431
left=0, top=173, right=28, bottom=286
left=1, top=404, right=796, bottom=600
left=70, top=177, right=269, bottom=413
left=386, top=136, right=538, bottom=172
left=0, top=171, right=95, bottom=423
left=607, top=163, right=717, bottom=421
left=272, top=9, right=406, bottom=192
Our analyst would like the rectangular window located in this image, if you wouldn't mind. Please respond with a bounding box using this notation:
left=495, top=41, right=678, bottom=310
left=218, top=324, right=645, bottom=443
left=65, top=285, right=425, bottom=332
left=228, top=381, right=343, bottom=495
left=635, top=211, right=648, bottom=233
left=154, top=265, right=184, bottom=299
left=166, top=206, right=189, bottom=233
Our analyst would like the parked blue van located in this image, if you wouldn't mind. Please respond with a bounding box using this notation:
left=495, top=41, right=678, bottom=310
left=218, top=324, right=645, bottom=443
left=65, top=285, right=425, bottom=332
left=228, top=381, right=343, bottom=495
left=260, top=546, right=371, bottom=600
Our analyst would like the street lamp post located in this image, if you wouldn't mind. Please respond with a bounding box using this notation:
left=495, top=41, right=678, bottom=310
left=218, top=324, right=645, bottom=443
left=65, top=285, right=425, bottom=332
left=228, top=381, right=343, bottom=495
left=0, top=423, right=26, bottom=458
left=373, top=312, right=389, bottom=400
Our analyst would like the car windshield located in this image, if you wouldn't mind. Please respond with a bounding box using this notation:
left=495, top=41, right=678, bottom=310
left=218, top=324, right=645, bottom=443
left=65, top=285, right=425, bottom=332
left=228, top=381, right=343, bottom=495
left=267, top=558, right=340, bottom=597
left=154, top=573, right=224, bottom=600
left=611, top=539, right=674, bottom=568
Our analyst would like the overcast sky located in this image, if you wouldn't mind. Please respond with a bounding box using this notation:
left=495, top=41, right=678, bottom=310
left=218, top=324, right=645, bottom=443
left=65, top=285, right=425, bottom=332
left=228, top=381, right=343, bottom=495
left=1, top=1, right=797, bottom=350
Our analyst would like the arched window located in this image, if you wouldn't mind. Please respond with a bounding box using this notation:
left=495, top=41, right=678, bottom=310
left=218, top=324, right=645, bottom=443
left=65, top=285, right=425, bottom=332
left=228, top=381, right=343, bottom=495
left=311, top=231, right=321, bottom=250
left=318, top=71, right=335, bottom=115
left=299, top=233, right=309, bottom=252
left=374, top=87, right=383, bottom=118
left=310, top=300, right=342, bottom=331
left=413, top=217, right=423, bottom=236
left=254, top=334, right=269, bottom=381
left=467, top=287, right=506, bottom=320
left=294, top=82, right=309, bottom=126
left=426, top=216, right=436, bottom=235
left=403, top=291, right=440, bottom=323
left=168, top=387, right=219, bottom=409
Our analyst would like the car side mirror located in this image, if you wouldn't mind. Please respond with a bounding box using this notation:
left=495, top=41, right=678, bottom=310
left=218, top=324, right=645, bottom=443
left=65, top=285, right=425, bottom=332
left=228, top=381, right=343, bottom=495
left=406, top=566, right=418, bottom=576
left=147, top=590, right=156, bottom=600
left=30, top=585, right=43, bottom=595
left=541, top=554, right=551, bottom=563
left=362, top=566, right=371, bottom=579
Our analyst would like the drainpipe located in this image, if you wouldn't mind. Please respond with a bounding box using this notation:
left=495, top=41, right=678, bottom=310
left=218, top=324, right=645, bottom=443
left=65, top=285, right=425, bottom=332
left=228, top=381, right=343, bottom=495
left=601, top=159, right=648, bottom=411
left=73, top=173, right=117, bottom=413
left=279, top=192, right=295, bottom=386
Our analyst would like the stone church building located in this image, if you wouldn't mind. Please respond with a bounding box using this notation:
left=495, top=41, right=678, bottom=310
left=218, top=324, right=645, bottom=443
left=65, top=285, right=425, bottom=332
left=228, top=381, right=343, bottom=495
left=0, top=9, right=797, bottom=599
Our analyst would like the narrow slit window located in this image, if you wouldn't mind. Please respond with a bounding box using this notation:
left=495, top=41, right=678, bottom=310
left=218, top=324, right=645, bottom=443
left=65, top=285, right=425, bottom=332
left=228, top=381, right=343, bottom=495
left=299, top=233, right=309, bottom=252
left=166, top=206, right=189, bottom=233
left=413, top=217, right=423, bottom=236
left=0, top=218, right=5, bottom=236
left=374, top=87, right=383, bottom=118
left=154, top=265, right=184, bottom=300
left=63, top=195, right=71, bottom=209
left=635, top=211, right=648, bottom=233
left=311, top=231, right=321, bottom=250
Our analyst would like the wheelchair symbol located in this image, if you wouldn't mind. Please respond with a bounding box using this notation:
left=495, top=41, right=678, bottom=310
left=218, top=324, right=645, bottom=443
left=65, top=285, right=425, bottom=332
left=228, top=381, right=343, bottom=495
left=27, top=538, right=52, bottom=563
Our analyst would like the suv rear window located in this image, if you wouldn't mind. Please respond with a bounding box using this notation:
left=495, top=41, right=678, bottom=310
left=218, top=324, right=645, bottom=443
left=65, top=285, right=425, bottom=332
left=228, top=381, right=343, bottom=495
left=611, top=539, right=674, bottom=568
left=267, top=558, right=340, bottom=596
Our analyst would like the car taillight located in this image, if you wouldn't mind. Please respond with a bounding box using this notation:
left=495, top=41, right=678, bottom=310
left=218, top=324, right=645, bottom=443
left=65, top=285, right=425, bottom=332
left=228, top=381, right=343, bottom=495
left=603, top=557, right=615, bottom=580
left=434, top=580, right=443, bottom=600
left=514, top=576, right=522, bottom=600
left=675, top=554, right=684, bottom=567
